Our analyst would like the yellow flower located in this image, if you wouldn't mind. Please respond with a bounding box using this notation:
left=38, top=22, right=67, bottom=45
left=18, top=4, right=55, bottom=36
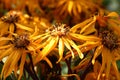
left=85, top=61, right=120, bottom=80
left=34, top=23, right=100, bottom=64
left=0, top=10, right=33, bottom=36
left=55, top=0, right=98, bottom=17
left=0, top=28, right=52, bottom=80
left=91, top=28, right=120, bottom=80
left=74, top=11, right=120, bottom=80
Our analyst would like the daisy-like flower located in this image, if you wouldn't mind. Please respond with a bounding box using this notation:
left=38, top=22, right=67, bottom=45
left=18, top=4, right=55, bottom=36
left=92, top=14, right=120, bottom=80
left=0, top=10, right=33, bottom=36
left=55, top=0, right=98, bottom=17
left=0, top=28, right=53, bottom=80
left=73, top=11, right=120, bottom=80
left=85, top=60, right=120, bottom=80
left=34, top=23, right=100, bottom=64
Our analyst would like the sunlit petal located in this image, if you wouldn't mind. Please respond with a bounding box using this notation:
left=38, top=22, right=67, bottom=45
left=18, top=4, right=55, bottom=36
left=66, top=37, right=83, bottom=59
left=35, top=36, right=58, bottom=64
left=62, top=37, right=74, bottom=58
left=57, top=38, right=64, bottom=63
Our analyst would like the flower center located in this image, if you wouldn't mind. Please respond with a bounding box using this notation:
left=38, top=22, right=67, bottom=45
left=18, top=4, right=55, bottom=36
left=13, top=34, right=30, bottom=48
left=1, top=11, right=21, bottom=23
left=99, top=28, right=118, bottom=50
left=46, top=23, right=70, bottom=37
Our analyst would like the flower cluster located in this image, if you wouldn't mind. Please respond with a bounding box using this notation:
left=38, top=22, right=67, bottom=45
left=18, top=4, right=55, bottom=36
left=0, top=0, right=120, bottom=80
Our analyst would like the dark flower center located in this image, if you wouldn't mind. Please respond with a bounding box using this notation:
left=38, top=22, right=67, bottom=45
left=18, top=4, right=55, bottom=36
left=1, top=11, right=21, bottom=23
left=13, top=34, right=30, bottom=48
left=99, top=29, right=118, bottom=50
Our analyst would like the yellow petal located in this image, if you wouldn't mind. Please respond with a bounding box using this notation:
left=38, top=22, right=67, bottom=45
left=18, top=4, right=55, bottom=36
left=0, top=47, right=12, bottom=60
left=57, top=0, right=66, bottom=7
left=72, top=2, right=78, bottom=17
left=60, top=2, right=68, bottom=15
left=0, top=44, right=11, bottom=49
left=92, top=45, right=103, bottom=64
left=36, top=36, right=52, bottom=49
left=0, top=37, right=12, bottom=41
left=43, top=57, right=53, bottom=68
left=1, top=51, right=15, bottom=79
left=13, top=64, right=18, bottom=77
left=97, top=48, right=107, bottom=80
left=34, top=35, right=49, bottom=43
left=105, top=55, right=111, bottom=79
left=70, top=16, right=93, bottom=33
left=27, top=45, right=35, bottom=51
left=70, top=33, right=100, bottom=41
left=107, top=12, right=119, bottom=18
left=76, top=2, right=82, bottom=13
left=31, top=33, right=49, bottom=40
left=9, top=24, right=15, bottom=33
left=62, top=37, right=74, bottom=58
left=108, top=20, right=120, bottom=34
left=112, top=61, right=120, bottom=80
left=15, top=23, right=33, bottom=32
left=57, top=38, right=64, bottom=63
left=5, top=50, right=21, bottom=78
left=73, top=57, right=91, bottom=71
left=18, top=53, right=26, bottom=80
left=30, top=25, right=39, bottom=38
left=80, top=41, right=100, bottom=52
left=35, top=36, right=58, bottom=64
left=64, top=41, right=100, bottom=60
left=66, top=37, right=83, bottom=59
left=68, top=1, right=74, bottom=15
left=80, top=16, right=96, bottom=34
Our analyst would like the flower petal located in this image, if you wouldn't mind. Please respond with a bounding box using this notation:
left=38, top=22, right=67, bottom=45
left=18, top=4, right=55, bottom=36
left=70, top=17, right=94, bottom=33
left=57, top=38, right=64, bottom=63
left=5, top=50, right=21, bottom=78
left=62, top=37, right=74, bottom=58
left=15, top=23, right=33, bottom=32
left=0, top=46, right=12, bottom=60
left=43, top=57, right=53, bottom=68
left=66, top=37, right=83, bottom=59
left=35, top=36, right=58, bottom=64
left=18, top=53, right=26, bottom=80
left=92, top=45, right=103, bottom=64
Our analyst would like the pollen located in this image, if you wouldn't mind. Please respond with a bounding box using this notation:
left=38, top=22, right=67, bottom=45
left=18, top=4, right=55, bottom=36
left=47, top=23, right=70, bottom=37
left=13, top=34, right=30, bottom=48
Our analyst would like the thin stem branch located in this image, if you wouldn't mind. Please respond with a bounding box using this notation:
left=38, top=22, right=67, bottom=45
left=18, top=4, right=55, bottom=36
left=28, top=53, right=40, bottom=80
left=24, top=61, right=39, bottom=80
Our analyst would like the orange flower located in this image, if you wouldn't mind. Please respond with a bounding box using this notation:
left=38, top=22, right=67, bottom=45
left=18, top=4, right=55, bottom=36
left=65, top=11, right=120, bottom=80
left=0, top=10, right=33, bottom=36
left=0, top=26, right=52, bottom=80
left=75, top=11, right=120, bottom=80
left=85, top=61, right=120, bottom=80
left=55, top=0, right=98, bottom=18
left=34, top=22, right=100, bottom=65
